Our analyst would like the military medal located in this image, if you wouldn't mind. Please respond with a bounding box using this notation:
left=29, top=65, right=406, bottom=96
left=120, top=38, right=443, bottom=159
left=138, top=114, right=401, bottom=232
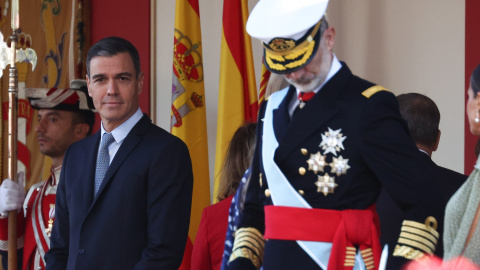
left=301, top=127, right=350, bottom=196
left=298, top=91, right=315, bottom=109
left=315, top=174, right=337, bottom=196
left=306, top=151, right=326, bottom=174
left=330, top=156, right=350, bottom=176
left=45, top=204, right=55, bottom=237
left=319, top=128, right=346, bottom=156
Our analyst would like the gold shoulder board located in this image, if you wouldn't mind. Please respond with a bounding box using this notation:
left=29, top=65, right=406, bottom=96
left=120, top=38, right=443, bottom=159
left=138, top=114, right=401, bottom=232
left=362, top=85, right=390, bottom=98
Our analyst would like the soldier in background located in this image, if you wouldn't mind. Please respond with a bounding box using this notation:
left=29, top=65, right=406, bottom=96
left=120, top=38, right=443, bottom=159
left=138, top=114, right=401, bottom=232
left=0, top=80, right=95, bottom=270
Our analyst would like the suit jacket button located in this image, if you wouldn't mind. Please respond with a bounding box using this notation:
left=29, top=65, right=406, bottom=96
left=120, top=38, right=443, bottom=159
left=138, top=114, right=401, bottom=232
left=299, top=167, right=306, bottom=175
left=265, top=189, right=271, bottom=197
left=79, top=249, right=85, bottom=254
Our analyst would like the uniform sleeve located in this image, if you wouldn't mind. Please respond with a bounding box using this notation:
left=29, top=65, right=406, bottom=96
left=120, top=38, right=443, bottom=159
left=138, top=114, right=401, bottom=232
left=359, top=90, right=443, bottom=260
left=227, top=102, right=267, bottom=270
left=191, top=208, right=212, bottom=270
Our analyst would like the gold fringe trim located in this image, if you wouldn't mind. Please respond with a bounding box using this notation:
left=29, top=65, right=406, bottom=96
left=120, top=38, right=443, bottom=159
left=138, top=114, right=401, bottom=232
left=361, top=248, right=375, bottom=270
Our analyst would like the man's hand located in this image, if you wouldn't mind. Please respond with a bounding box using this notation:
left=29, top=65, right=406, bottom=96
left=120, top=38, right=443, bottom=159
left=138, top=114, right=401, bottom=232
left=0, top=172, right=25, bottom=216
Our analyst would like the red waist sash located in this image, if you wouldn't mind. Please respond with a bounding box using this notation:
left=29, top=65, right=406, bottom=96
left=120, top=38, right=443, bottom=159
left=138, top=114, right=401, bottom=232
left=264, top=205, right=381, bottom=270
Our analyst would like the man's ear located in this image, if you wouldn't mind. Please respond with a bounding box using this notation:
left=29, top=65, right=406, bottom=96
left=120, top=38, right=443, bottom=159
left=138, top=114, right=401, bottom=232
left=86, top=75, right=93, bottom=97
left=323, top=27, right=336, bottom=51
left=74, top=123, right=90, bottom=140
left=136, top=72, right=144, bottom=95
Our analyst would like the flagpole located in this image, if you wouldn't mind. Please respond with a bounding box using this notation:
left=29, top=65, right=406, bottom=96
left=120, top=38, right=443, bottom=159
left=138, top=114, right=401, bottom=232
left=7, top=0, right=19, bottom=268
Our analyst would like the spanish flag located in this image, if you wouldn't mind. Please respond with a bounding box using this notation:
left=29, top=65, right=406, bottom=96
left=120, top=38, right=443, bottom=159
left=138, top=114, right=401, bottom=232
left=259, top=61, right=271, bottom=106
left=171, top=0, right=210, bottom=268
left=214, top=0, right=258, bottom=201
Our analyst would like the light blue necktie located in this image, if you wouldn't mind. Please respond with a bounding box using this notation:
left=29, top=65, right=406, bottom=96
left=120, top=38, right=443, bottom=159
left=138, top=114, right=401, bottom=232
left=94, top=132, right=115, bottom=196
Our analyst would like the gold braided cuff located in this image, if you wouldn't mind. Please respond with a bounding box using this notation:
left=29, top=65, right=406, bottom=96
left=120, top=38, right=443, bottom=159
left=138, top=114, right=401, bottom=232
left=393, top=217, right=439, bottom=260
left=228, top=227, right=265, bottom=270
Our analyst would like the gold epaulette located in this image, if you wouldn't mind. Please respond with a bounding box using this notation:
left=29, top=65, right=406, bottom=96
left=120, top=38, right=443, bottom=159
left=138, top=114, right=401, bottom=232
left=228, top=227, right=265, bottom=269
left=362, top=85, right=390, bottom=98
left=393, top=217, right=439, bottom=260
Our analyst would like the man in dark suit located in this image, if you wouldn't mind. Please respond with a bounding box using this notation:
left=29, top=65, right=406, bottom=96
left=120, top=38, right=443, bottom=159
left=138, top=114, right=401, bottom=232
left=377, top=93, right=467, bottom=269
left=45, top=36, right=193, bottom=269
left=226, top=0, right=444, bottom=269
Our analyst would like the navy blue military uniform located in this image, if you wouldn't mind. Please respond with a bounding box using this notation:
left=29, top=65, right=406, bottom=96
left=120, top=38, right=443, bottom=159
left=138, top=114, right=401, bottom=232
left=377, top=152, right=466, bottom=269
left=228, top=63, right=444, bottom=269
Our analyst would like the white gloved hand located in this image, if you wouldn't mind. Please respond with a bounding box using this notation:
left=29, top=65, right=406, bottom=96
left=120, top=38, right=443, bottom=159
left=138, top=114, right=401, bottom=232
left=0, top=172, right=25, bottom=216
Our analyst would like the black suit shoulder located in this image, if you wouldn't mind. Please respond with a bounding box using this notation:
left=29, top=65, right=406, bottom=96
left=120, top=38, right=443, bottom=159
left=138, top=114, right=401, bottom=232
left=433, top=163, right=467, bottom=201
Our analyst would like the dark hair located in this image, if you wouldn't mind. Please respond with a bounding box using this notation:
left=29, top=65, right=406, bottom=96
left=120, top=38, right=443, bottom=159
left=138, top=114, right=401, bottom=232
left=397, top=93, right=440, bottom=149
left=471, top=64, right=480, bottom=97
left=319, top=16, right=329, bottom=40
left=71, top=110, right=95, bottom=136
left=216, top=123, right=257, bottom=202
left=86, top=36, right=141, bottom=78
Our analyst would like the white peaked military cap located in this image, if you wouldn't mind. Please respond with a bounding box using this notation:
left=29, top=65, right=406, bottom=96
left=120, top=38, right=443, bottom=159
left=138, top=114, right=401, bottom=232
left=246, top=0, right=329, bottom=74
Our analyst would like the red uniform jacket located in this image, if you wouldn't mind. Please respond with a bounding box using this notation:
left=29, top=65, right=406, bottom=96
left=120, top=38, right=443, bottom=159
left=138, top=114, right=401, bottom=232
left=0, top=166, right=60, bottom=270
left=191, top=196, right=233, bottom=270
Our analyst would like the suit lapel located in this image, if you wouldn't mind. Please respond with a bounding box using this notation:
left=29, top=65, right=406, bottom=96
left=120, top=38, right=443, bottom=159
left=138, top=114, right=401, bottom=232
left=274, top=64, right=352, bottom=164
left=273, top=86, right=296, bottom=142
left=89, top=115, right=150, bottom=208
left=82, top=132, right=101, bottom=211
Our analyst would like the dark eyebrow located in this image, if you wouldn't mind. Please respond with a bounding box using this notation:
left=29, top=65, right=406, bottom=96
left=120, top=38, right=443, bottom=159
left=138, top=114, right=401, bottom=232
left=39, top=111, right=61, bottom=119
left=45, top=111, right=61, bottom=117
left=91, top=74, right=106, bottom=80
left=116, top=72, right=133, bottom=78
left=91, top=72, right=133, bottom=80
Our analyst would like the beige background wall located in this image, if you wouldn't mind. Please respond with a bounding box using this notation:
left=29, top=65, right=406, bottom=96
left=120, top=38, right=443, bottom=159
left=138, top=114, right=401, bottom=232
left=155, top=1, right=465, bottom=199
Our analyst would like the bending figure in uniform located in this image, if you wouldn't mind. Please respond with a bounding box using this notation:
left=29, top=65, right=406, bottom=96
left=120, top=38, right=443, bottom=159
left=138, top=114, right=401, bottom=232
left=226, top=0, right=443, bottom=269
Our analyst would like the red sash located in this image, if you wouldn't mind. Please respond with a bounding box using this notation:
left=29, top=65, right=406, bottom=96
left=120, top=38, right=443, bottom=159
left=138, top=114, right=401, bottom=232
left=264, top=205, right=381, bottom=270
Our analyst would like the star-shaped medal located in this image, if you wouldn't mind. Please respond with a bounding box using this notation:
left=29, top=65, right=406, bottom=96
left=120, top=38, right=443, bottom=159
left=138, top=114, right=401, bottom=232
left=315, top=174, right=338, bottom=196
left=319, top=128, right=346, bottom=156
left=330, top=155, right=350, bottom=176
left=306, top=151, right=327, bottom=174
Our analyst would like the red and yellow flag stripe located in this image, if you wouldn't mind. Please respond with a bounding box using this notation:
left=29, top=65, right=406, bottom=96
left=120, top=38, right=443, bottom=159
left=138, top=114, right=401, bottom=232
left=171, top=0, right=210, bottom=268
left=214, top=0, right=258, bottom=201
